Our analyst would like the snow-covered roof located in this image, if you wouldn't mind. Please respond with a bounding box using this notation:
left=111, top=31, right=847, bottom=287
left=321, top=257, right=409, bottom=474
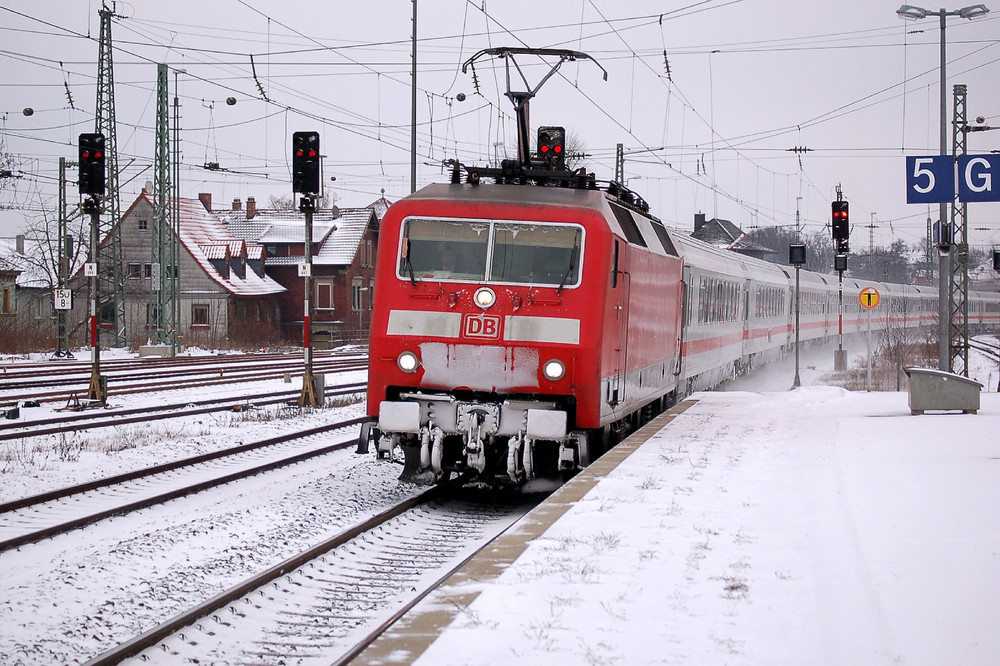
left=222, top=204, right=376, bottom=268
left=0, top=236, right=55, bottom=289
left=692, top=217, right=774, bottom=255
left=367, top=196, right=392, bottom=220
left=121, top=194, right=285, bottom=298
left=315, top=207, right=373, bottom=265
left=200, top=244, right=230, bottom=260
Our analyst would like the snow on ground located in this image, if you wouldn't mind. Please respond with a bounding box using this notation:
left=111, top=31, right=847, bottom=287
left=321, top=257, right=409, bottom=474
left=0, top=347, right=422, bottom=665
left=3, top=342, right=1000, bottom=664
left=0, top=357, right=368, bottom=502
left=403, top=343, right=1000, bottom=666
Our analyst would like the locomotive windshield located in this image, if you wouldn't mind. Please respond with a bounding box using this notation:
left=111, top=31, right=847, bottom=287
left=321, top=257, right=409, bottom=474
left=399, top=217, right=583, bottom=288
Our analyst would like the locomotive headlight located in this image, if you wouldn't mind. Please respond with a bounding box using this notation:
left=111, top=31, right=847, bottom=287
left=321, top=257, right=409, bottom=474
left=397, top=350, right=420, bottom=373
left=542, top=358, right=566, bottom=381
left=474, top=286, right=496, bottom=309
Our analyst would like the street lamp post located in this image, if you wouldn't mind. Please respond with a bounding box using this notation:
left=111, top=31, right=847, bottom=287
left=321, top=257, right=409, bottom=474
left=896, top=4, right=990, bottom=371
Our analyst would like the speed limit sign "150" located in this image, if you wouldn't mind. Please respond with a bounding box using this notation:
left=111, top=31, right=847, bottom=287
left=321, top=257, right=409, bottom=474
left=54, top=289, right=72, bottom=310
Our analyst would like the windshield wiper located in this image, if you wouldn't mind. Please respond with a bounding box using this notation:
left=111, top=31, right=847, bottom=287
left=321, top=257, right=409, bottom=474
left=557, top=234, right=579, bottom=295
left=402, top=237, right=417, bottom=286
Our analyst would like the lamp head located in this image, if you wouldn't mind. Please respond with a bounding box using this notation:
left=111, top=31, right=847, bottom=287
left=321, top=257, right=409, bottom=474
left=897, top=4, right=928, bottom=19
left=958, top=4, right=989, bottom=19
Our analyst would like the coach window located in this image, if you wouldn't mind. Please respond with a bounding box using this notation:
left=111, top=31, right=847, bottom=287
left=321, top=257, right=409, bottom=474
left=490, top=223, right=582, bottom=287
left=399, top=218, right=488, bottom=281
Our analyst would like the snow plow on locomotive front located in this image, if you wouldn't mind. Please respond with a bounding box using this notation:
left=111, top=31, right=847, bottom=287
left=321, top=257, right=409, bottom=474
left=361, top=390, right=594, bottom=489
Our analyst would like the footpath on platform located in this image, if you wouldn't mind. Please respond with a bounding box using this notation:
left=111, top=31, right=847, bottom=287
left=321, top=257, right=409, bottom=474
left=358, top=387, right=1000, bottom=666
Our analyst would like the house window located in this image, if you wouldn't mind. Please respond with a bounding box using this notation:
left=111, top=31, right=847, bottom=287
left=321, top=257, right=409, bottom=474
left=127, top=263, right=142, bottom=279
left=144, top=264, right=153, bottom=278
left=99, top=301, right=116, bottom=326
left=138, top=219, right=148, bottom=231
left=352, top=277, right=366, bottom=311
left=315, top=282, right=333, bottom=310
left=369, top=278, right=375, bottom=310
left=191, top=304, right=210, bottom=327
left=1, top=286, right=13, bottom=315
left=365, top=240, right=373, bottom=267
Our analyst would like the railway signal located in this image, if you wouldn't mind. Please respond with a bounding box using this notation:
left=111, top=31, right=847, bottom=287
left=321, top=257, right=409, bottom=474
left=292, top=131, right=320, bottom=194
left=831, top=200, right=849, bottom=252
left=537, top=126, right=566, bottom=169
left=78, top=133, right=106, bottom=196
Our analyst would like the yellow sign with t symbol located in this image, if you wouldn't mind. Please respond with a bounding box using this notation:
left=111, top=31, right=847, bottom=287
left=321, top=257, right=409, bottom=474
left=859, top=287, right=880, bottom=310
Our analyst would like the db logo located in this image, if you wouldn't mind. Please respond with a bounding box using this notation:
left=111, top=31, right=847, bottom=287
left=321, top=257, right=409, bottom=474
left=464, top=313, right=501, bottom=339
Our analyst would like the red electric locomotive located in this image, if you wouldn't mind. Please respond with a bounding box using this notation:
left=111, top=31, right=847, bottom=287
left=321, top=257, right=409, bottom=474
left=359, top=48, right=684, bottom=488
left=361, top=178, right=684, bottom=488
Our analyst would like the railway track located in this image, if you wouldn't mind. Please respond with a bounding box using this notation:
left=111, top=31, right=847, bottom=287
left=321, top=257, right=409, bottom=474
left=83, top=488, right=532, bottom=666
left=970, top=337, right=1000, bottom=363
left=0, top=348, right=364, bottom=380
left=0, top=354, right=367, bottom=408
left=0, top=380, right=367, bottom=442
left=0, top=416, right=367, bottom=552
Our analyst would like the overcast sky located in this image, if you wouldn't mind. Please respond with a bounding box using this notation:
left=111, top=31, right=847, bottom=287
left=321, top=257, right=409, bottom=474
left=1, top=0, right=998, bottom=253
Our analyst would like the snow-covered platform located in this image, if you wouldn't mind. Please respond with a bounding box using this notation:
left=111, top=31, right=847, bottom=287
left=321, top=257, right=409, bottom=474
left=356, top=388, right=1000, bottom=665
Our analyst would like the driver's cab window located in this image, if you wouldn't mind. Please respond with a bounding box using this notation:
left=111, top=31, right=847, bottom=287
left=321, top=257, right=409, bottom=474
left=400, top=218, right=488, bottom=281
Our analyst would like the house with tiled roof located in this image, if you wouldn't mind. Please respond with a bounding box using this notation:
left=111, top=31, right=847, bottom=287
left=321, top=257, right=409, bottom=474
left=0, top=234, right=63, bottom=350
left=690, top=213, right=775, bottom=261
left=210, top=193, right=383, bottom=345
left=71, top=191, right=287, bottom=348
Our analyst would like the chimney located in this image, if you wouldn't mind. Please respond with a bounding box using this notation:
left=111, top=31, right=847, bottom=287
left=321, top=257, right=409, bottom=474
left=232, top=198, right=242, bottom=211
left=15, top=234, right=24, bottom=254
left=694, top=212, right=707, bottom=233
left=198, top=192, right=213, bottom=212
left=246, top=196, right=256, bottom=220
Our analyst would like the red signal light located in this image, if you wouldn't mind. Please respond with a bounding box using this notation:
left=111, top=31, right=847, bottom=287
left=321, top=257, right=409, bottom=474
left=554, top=145, right=562, bottom=153
left=540, top=145, right=549, bottom=153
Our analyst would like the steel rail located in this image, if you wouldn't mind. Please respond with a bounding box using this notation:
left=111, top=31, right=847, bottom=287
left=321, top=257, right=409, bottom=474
left=0, top=417, right=368, bottom=551
left=80, top=488, right=441, bottom=666
left=0, top=381, right=366, bottom=442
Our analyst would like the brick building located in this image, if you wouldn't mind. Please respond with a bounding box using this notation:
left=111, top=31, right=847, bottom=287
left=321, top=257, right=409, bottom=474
left=214, top=194, right=384, bottom=346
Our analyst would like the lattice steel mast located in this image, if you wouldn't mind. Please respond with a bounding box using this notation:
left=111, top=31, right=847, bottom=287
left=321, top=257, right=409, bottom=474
left=95, top=3, right=126, bottom=347
left=949, top=83, right=970, bottom=374
left=150, top=64, right=176, bottom=347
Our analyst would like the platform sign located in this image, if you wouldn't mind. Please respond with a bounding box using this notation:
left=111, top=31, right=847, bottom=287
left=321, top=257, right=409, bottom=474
left=957, top=155, right=1000, bottom=202
left=906, top=154, right=1000, bottom=203
left=53, top=289, right=72, bottom=310
left=906, top=156, right=954, bottom=204
left=859, top=287, right=880, bottom=310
